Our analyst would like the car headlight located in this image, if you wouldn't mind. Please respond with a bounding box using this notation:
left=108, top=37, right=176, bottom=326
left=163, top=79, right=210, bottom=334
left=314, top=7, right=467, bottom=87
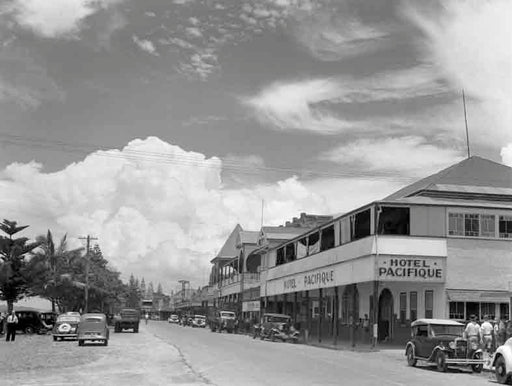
left=449, top=342, right=456, bottom=349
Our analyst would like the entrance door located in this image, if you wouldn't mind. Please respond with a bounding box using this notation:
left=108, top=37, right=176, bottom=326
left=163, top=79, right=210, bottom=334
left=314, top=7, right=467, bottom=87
left=378, top=289, right=393, bottom=342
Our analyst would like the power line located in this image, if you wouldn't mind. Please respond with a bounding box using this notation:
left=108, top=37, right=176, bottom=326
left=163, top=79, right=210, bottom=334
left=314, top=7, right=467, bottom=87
left=0, top=132, right=416, bottom=183
left=78, top=235, right=98, bottom=314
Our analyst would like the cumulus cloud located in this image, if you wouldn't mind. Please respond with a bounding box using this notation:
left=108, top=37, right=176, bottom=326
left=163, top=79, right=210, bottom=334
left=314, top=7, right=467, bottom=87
left=403, top=0, right=512, bottom=165
left=0, top=137, right=401, bottom=290
left=7, top=0, right=125, bottom=39
left=320, top=136, right=463, bottom=177
left=132, top=35, right=159, bottom=56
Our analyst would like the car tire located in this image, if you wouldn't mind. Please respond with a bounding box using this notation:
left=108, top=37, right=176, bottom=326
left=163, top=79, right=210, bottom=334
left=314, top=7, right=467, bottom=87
left=78, top=340, right=84, bottom=347
left=471, top=352, right=483, bottom=373
left=436, top=351, right=447, bottom=372
left=24, top=326, right=34, bottom=335
left=104, top=340, right=108, bottom=346
left=406, top=346, right=417, bottom=367
left=495, top=356, right=510, bottom=384
left=53, top=336, right=57, bottom=341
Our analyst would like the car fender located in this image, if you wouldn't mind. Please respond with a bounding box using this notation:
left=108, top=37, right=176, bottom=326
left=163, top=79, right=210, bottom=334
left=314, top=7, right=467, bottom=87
left=428, top=345, right=447, bottom=362
left=405, top=341, right=415, bottom=356
left=493, top=343, right=512, bottom=369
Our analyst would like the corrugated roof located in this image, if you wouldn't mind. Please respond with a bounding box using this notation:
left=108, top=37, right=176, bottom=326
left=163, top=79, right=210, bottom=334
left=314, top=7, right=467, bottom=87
left=379, top=196, right=512, bottom=209
left=212, top=224, right=242, bottom=261
left=384, top=156, right=512, bottom=201
left=428, top=184, right=512, bottom=196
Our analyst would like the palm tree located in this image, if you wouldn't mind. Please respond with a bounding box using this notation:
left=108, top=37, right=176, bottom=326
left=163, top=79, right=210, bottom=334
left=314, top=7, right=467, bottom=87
left=29, top=230, right=83, bottom=312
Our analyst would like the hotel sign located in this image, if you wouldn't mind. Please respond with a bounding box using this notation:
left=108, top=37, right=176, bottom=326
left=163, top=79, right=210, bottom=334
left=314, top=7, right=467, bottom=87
left=377, top=256, right=445, bottom=282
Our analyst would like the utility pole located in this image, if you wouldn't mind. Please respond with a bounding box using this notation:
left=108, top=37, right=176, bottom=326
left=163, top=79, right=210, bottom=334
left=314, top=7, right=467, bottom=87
left=79, top=235, right=98, bottom=313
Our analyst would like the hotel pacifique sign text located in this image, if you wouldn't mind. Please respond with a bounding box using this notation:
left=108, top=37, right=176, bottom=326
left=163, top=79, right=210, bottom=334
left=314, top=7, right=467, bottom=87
left=377, top=256, right=445, bottom=282
left=283, top=270, right=335, bottom=292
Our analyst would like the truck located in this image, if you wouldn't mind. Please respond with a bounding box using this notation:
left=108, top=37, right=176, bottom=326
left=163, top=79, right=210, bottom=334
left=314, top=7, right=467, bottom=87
left=114, top=308, right=140, bottom=333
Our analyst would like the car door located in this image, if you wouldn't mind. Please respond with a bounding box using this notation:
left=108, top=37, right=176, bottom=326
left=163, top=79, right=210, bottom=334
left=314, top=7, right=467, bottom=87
left=414, top=325, right=429, bottom=358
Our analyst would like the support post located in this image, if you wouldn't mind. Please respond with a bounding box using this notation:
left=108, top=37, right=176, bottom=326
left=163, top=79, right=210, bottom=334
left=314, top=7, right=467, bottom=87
left=334, top=286, right=339, bottom=346
left=318, top=288, right=323, bottom=343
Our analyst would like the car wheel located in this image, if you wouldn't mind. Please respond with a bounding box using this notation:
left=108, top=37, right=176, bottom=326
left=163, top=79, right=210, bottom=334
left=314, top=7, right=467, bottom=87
left=104, top=340, right=108, bottom=347
left=495, top=356, right=509, bottom=384
left=78, top=340, right=84, bottom=347
left=406, top=346, right=417, bottom=367
left=24, top=326, right=34, bottom=334
left=471, top=352, right=483, bottom=373
left=436, top=351, right=447, bottom=372
left=53, top=336, right=57, bottom=342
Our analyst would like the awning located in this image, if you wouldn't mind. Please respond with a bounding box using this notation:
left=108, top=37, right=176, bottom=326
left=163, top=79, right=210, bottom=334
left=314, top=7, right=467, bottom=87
left=446, top=289, right=511, bottom=303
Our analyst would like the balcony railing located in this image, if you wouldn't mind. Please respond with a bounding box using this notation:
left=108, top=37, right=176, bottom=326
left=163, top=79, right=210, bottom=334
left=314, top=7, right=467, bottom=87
left=218, top=272, right=260, bottom=288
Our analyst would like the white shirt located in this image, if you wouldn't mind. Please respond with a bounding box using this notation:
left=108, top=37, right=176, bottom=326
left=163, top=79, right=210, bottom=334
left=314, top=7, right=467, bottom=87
left=481, top=321, right=493, bottom=336
left=465, top=321, right=480, bottom=337
left=7, top=314, right=18, bottom=324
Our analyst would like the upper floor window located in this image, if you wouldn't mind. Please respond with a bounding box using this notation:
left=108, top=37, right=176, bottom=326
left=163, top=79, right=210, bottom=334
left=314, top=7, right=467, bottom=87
left=276, top=247, right=285, bottom=266
left=448, top=213, right=463, bottom=235
left=308, top=232, right=320, bottom=255
left=351, top=209, right=371, bottom=240
left=285, top=243, right=296, bottom=263
left=378, top=207, right=410, bottom=235
left=464, top=213, right=479, bottom=237
left=320, top=225, right=335, bottom=251
left=500, top=216, right=512, bottom=238
left=297, top=237, right=308, bottom=259
left=481, top=214, right=496, bottom=237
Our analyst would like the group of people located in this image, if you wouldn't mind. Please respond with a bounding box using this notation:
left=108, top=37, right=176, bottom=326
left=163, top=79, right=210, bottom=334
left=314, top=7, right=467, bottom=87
left=0, top=310, right=20, bottom=342
left=464, top=314, right=509, bottom=354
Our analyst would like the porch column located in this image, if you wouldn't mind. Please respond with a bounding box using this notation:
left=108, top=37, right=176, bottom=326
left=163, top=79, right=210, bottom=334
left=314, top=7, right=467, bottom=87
left=306, top=290, right=311, bottom=343
left=372, top=281, right=379, bottom=348
left=334, top=286, right=339, bottom=346
left=318, top=288, right=323, bottom=343
left=293, top=292, right=298, bottom=326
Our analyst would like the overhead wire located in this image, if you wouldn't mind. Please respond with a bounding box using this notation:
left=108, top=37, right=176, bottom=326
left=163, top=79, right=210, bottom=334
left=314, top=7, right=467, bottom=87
left=0, top=132, right=416, bottom=183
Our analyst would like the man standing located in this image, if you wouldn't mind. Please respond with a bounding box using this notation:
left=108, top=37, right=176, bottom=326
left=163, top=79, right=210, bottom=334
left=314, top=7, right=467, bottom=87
left=480, top=315, right=494, bottom=353
left=6, top=310, right=18, bottom=342
left=464, top=314, right=481, bottom=350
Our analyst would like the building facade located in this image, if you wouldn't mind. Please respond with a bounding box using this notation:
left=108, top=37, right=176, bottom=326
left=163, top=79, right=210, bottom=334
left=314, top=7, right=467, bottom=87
left=259, top=157, right=512, bottom=345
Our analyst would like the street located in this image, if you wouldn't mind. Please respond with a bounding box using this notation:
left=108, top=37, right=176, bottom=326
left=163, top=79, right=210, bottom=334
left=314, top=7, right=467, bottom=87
left=1, top=321, right=496, bottom=386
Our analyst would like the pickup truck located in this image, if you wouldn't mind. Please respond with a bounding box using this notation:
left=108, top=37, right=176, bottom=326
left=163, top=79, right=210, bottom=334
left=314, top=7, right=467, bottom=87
left=209, top=310, right=236, bottom=333
left=114, top=308, right=140, bottom=333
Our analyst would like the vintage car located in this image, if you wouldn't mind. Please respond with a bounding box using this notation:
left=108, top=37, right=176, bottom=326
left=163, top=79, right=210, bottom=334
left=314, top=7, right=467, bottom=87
left=13, top=309, right=51, bottom=335
left=493, top=337, right=512, bottom=384
left=405, top=318, right=484, bottom=372
left=210, top=310, right=236, bottom=333
left=256, top=313, right=293, bottom=341
left=191, top=315, right=206, bottom=328
left=113, top=308, right=140, bottom=333
left=77, top=313, right=110, bottom=346
left=168, top=314, right=179, bottom=324
left=52, top=313, right=81, bottom=341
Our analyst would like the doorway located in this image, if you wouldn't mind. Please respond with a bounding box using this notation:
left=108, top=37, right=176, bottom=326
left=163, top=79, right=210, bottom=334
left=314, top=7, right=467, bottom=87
left=378, top=289, right=393, bottom=342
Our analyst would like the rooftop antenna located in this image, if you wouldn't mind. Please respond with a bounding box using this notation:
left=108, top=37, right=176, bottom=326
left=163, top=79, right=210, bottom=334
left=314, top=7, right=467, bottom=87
left=261, top=199, right=264, bottom=228
left=462, top=89, right=471, bottom=159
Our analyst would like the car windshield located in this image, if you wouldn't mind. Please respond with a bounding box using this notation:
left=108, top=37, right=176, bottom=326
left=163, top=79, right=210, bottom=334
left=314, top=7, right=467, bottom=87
left=83, top=317, right=103, bottom=322
left=57, top=315, right=80, bottom=323
left=221, top=312, right=235, bottom=318
left=430, top=324, right=464, bottom=336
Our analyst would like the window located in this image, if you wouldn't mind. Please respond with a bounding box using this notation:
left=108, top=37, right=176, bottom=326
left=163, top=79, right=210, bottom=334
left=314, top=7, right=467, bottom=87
left=297, top=237, right=308, bottom=259
left=464, top=213, right=479, bottom=236
left=481, top=303, right=496, bottom=320
left=276, top=247, right=285, bottom=266
left=352, top=209, right=371, bottom=240
left=449, top=302, right=464, bottom=319
left=320, top=225, right=335, bottom=251
left=500, top=303, right=510, bottom=320
left=425, top=290, right=434, bottom=319
left=448, top=213, right=464, bottom=236
left=500, top=216, right=512, bottom=238
left=399, top=292, right=407, bottom=324
left=410, top=292, right=417, bottom=321
left=285, top=243, right=296, bottom=263
left=378, top=207, right=410, bottom=235
left=308, top=232, right=320, bottom=255
left=481, top=214, right=496, bottom=237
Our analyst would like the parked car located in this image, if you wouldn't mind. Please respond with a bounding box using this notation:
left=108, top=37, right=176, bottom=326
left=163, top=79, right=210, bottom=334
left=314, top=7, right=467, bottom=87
left=113, top=308, right=140, bottom=333
left=40, top=311, right=58, bottom=329
left=13, top=309, right=51, bottom=335
left=77, top=313, right=109, bottom=346
left=209, top=310, right=236, bottom=333
left=168, top=314, right=179, bottom=324
left=256, top=313, right=293, bottom=341
left=493, top=337, right=512, bottom=384
left=405, top=318, right=484, bottom=373
left=191, top=315, right=206, bottom=328
left=52, top=313, right=81, bottom=341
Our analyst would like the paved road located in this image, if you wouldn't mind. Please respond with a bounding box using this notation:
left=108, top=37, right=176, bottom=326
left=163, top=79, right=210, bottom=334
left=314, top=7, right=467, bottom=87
left=1, top=322, right=496, bottom=385
left=148, top=321, right=493, bottom=386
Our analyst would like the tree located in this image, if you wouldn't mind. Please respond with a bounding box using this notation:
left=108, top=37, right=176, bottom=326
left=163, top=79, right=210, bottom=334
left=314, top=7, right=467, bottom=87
left=146, top=281, right=154, bottom=299
left=140, top=278, right=146, bottom=298
left=125, top=274, right=142, bottom=308
left=0, top=219, right=41, bottom=313
left=157, top=282, right=163, bottom=295
left=28, top=230, right=83, bottom=312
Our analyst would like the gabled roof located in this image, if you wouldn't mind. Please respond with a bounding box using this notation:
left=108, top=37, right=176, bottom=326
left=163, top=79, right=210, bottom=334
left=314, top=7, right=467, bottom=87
left=261, top=226, right=314, bottom=241
left=385, top=156, right=512, bottom=201
left=211, top=224, right=242, bottom=262
left=237, top=230, right=259, bottom=246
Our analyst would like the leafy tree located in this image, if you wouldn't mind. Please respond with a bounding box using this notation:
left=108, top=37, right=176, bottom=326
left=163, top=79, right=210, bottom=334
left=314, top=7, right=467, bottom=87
left=140, top=277, right=146, bottom=298
left=146, top=281, right=154, bottom=299
left=28, top=230, right=83, bottom=312
left=157, top=282, right=162, bottom=295
left=125, top=274, right=142, bottom=308
left=0, top=219, right=41, bottom=313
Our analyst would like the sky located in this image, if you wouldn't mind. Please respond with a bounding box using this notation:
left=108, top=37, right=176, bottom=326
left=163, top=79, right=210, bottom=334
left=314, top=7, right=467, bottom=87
left=0, top=0, right=510, bottom=293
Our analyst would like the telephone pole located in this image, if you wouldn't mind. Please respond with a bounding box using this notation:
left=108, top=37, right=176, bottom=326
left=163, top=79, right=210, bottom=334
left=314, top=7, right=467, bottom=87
left=79, top=235, right=98, bottom=313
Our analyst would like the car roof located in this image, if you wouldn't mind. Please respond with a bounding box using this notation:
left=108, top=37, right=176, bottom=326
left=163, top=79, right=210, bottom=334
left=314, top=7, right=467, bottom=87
left=411, top=318, right=464, bottom=327
left=194, top=315, right=206, bottom=317
left=81, top=313, right=106, bottom=319
left=263, top=313, right=290, bottom=318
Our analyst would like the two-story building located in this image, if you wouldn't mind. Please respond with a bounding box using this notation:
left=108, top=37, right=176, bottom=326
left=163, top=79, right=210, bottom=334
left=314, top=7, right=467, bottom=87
left=260, top=156, right=512, bottom=345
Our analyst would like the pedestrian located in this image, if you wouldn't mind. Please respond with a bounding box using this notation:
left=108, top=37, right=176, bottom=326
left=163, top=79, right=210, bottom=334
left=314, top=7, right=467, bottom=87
left=464, top=314, right=481, bottom=350
left=480, top=315, right=494, bottom=353
left=495, top=317, right=507, bottom=348
left=0, top=312, right=5, bottom=335
left=145, top=313, right=149, bottom=325
left=6, top=310, right=18, bottom=342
